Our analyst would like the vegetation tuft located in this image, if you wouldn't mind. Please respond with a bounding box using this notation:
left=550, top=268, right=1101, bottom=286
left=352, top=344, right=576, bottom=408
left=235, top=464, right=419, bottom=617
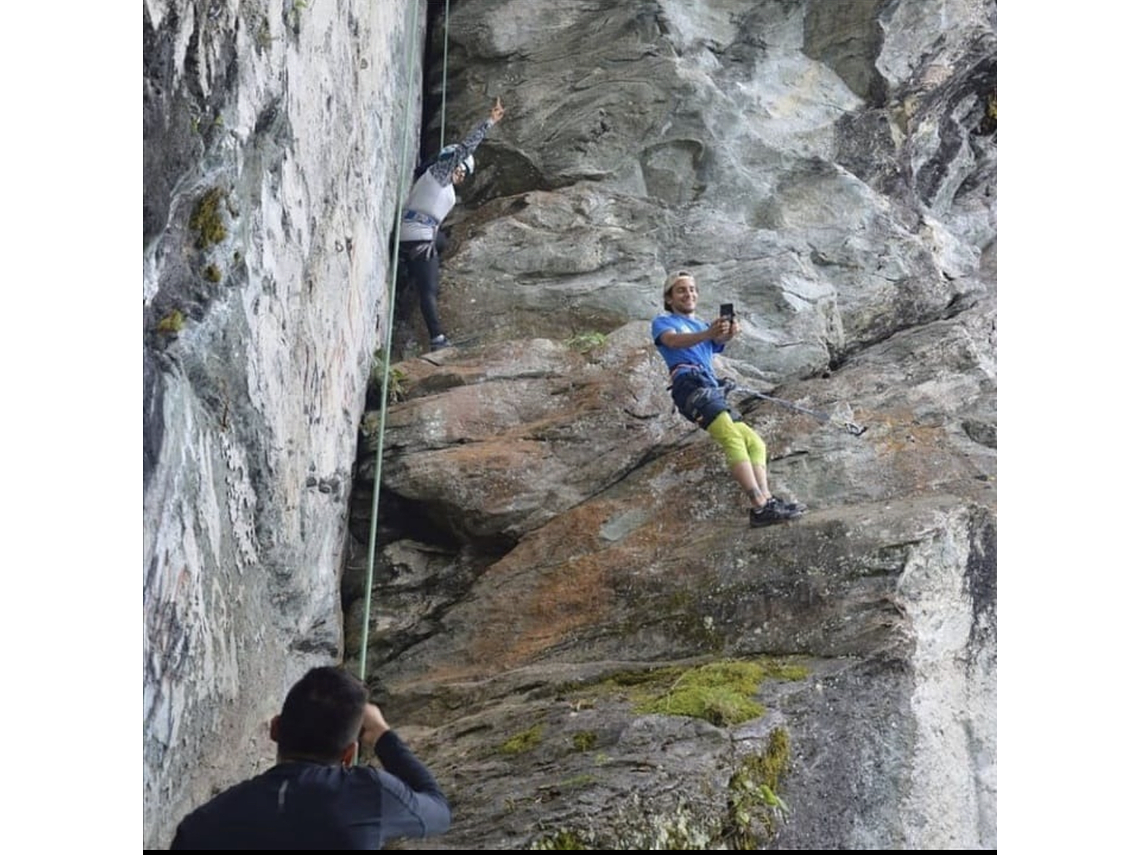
left=190, top=188, right=228, bottom=249
left=634, top=660, right=767, bottom=726
left=156, top=310, right=185, bottom=335
left=499, top=723, right=544, bottom=755
left=566, top=331, right=606, bottom=352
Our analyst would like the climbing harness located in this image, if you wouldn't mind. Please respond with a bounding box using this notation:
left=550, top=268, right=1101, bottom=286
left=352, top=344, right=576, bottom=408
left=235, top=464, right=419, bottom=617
left=402, top=208, right=441, bottom=229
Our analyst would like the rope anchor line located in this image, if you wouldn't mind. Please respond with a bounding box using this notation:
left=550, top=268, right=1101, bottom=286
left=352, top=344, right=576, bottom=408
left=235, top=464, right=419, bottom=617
left=727, top=380, right=868, bottom=436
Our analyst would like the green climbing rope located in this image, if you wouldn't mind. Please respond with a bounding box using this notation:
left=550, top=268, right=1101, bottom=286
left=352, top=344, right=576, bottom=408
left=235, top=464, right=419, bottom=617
left=438, top=0, right=450, bottom=149
left=356, top=0, right=424, bottom=686
left=356, top=0, right=453, bottom=691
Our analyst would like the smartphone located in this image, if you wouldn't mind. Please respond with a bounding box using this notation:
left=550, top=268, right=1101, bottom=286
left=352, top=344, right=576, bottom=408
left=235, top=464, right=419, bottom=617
left=719, top=302, right=735, bottom=321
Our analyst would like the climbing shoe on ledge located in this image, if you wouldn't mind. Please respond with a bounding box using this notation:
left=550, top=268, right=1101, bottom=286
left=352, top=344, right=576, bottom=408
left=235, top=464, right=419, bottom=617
left=749, top=498, right=802, bottom=528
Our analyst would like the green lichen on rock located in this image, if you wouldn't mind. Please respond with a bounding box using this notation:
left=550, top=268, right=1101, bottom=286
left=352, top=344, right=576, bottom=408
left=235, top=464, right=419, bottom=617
left=531, top=829, right=589, bottom=850
left=979, top=89, right=997, bottom=134
left=204, top=264, right=222, bottom=283
left=571, top=730, right=597, bottom=752
left=360, top=410, right=380, bottom=439
left=190, top=187, right=228, bottom=249
left=557, top=773, right=596, bottom=790
left=727, top=727, right=793, bottom=846
left=761, top=660, right=809, bottom=681
left=566, top=331, right=606, bottom=353
left=499, top=723, right=544, bottom=755
left=531, top=794, right=717, bottom=850
left=633, top=660, right=766, bottom=727
left=568, top=657, right=809, bottom=728
left=155, top=309, right=184, bottom=334
left=524, top=725, right=797, bottom=850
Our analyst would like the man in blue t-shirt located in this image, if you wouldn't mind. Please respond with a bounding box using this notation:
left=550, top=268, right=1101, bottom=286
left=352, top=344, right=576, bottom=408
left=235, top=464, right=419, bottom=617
left=169, top=667, right=450, bottom=850
left=651, top=270, right=803, bottom=527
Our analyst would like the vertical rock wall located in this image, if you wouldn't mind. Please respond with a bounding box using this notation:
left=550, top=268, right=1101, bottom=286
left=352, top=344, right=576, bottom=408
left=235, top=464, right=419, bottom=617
left=142, top=1, right=424, bottom=847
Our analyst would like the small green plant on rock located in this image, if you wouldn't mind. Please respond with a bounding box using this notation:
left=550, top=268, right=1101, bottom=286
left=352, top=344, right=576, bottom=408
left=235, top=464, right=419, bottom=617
left=727, top=727, right=793, bottom=845
left=387, top=365, right=409, bottom=403
left=566, top=331, right=606, bottom=352
left=531, top=829, right=588, bottom=850
left=190, top=187, right=227, bottom=249
left=286, top=0, right=308, bottom=30
left=499, top=723, right=544, bottom=755
left=634, top=660, right=766, bottom=726
left=155, top=310, right=184, bottom=334
left=571, top=730, right=597, bottom=752
left=255, top=16, right=274, bottom=49
left=371, top=350, right=409, bottom=404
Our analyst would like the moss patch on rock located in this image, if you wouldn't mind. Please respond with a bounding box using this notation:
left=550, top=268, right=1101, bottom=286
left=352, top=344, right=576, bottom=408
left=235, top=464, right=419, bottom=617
left=190, top=187, right=228, bottom=249
left=531, top=829, right=589, bottom=850
left=566, top=331, right=606, bottom=353
left=562, top=657, right=809, bottom=728
left=571, top=730, right=598, bottom=752
left=634, top=660, right=767, bottom=726
left=727, top=727, right=793, bottom=846
left=499, top=722, right=544, bottom=755
left=155, top=309, right=185, bottom=335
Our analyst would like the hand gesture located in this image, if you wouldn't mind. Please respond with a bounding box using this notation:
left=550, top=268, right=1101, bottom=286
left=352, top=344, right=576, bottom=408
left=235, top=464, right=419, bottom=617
left=359, top=703, right=391, bottom=747
left=710, top=317, right=733, bottom=343
left=490, top=96, right=505, bottom=123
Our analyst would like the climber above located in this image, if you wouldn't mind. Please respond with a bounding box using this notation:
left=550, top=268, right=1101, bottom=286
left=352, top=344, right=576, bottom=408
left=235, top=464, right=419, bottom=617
left=399, top=96, right=506, bottom=352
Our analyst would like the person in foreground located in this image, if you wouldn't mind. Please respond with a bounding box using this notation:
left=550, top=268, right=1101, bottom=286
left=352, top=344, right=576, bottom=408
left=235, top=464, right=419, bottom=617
left=651, top=270, right=805, bottom=528
left=170, top=666, right=450, bottom=850
left=399, top=96, right=506, bottom=351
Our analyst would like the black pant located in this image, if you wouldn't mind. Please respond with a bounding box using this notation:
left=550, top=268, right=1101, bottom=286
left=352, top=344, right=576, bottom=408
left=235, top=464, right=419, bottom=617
left=399, top=235, right=449, bottom=339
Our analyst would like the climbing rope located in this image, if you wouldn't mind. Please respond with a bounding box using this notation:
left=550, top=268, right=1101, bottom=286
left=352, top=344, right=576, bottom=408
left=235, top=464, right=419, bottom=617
left=356, top=0, right=424, bottom=686
left=356, top=0, right=453, bottom=689
left=438, top=0, right=450, bottom=149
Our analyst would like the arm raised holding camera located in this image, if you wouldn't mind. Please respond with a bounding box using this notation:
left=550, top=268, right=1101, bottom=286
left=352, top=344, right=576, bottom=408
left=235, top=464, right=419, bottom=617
left=361, top=702, right=451, bottom=840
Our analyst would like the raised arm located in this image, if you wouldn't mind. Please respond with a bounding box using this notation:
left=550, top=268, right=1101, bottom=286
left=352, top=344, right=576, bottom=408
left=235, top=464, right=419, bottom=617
left=658, top=317, right=736, bottom=349
left=361, top=704, right=451, bottom=840
left=429, top=97, right=506, bottom=184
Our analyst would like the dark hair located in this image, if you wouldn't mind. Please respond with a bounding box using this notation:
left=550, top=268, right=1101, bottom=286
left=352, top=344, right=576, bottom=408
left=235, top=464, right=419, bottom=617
left=275, top=667, right=367, bottom=762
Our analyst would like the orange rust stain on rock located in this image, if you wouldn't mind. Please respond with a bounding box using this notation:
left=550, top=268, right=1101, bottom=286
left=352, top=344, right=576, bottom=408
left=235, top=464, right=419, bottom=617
left=492, top=550, right=615, bottom=667
left=410, top=503, right=682, bottom=684
left=457, top=507, right=626, bottom=671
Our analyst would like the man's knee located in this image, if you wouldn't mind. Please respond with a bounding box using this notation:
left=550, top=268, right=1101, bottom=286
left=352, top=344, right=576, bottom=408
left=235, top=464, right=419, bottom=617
left=708, top=412, right=749, bottom=464
left=736, top=423, right=766, bottom=464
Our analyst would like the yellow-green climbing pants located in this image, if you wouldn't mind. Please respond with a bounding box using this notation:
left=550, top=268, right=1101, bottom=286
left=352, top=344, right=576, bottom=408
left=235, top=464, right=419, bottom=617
left=706, top=411, right=766, bottom=467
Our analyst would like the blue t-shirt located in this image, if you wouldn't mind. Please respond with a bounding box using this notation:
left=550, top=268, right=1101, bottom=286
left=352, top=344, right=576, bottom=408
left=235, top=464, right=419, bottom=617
left=651, top=312, right=724, bottom=373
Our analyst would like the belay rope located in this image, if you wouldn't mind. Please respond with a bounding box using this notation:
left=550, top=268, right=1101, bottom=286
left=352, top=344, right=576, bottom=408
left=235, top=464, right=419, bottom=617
left=726, top=378, right=868, bottom=436
left=357, top=0, right=453, bottom=689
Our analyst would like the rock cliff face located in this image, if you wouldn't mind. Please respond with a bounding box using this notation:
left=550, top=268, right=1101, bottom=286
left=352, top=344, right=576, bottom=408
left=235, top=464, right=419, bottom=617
left=142, top=1, right=424, bottom=848
left=144, top=0, right=996, bottom=850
